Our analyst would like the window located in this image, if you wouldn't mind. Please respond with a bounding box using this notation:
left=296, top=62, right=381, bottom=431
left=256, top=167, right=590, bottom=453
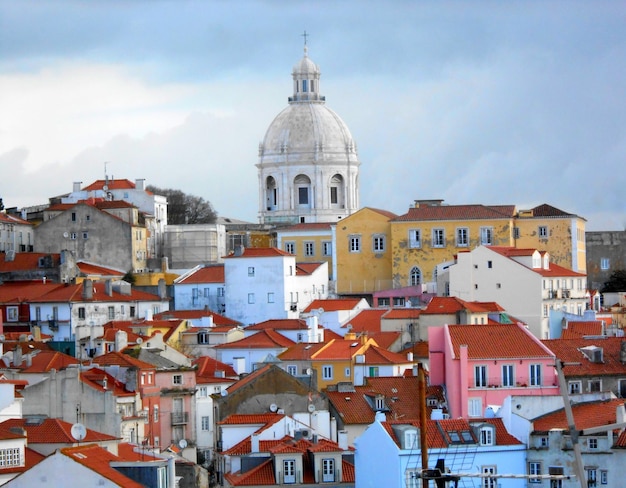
left=217, top=287, right=224, bottom=297
left=302, top=79, right=308, bottom=92
left=487, top=260, right=493, bottom=269
left=589, top=379, right=601, bottom=392
left=200, top=416, right=211, bottom=431
left=322, top=241, right=332, bottom=256
left=502, top=364, right=514, bottom=387
left=405, top=430, right=418, bottom=449
left=82, top=232, right=88, bottom=239
left=322, top=458, right=335, bottom=482
left=108, top=306, right=115, bottom=320
left=248, top=293, right=255, bottom=304
left=248, top=266, right=255, bottom=277
left=539, top=225, right=548, bottom=238
left=375, top=395, right=385, bottom=410
left=197, top=386, right=207, bottom=397
left=482, top=466, right=496, bottom=488
left=330, top=186, right=338, bottom=204
left=530, top=364, right=542, bottom=386
left=71, top=212, right=76, bottom=222
left=153, top=405, right=159, bottom=422
left=601, top=470, right=608, bottom=485
left=432, top=228, right=445, bottom=247
left=344, top=367, right=351, bottom=378
left=480, top=227, right=493, bottom=245
left=78, top=307, right=86, bottom=319
left=409, top=266, right=422, bottom=286
left=513, top=227, right=520, bottom=239
left=543, top=304, right=549, bottom=317
left=456, top=227, right=469, bottom=247
left=6, top=306, right=18, bottom=322
left=349, top=235, right=361, bottom=252
left=285, top=242, right=295, bottom=254
left=283, top=459, right=296, bottom=484
left=589, top=438, right=598, bottom=449
left=304, top=241, right=314, bottom=256
left=480, top=426, right=494, bottom=446
left=468, top=398, right=482, bottom=417
left=267, top=292, right=274, bottom=303
left=373, top=235, right=385, bottom=252
left=600, top=258, right=610, bottom=270
left=172, top=374, right=182, bottom=385
left=298, top=187, right=309, bottom=204
left=197, top=331, right=208, bottom=344
left=322, top=365, right=333, bottom=380
left=0, top=448, right=21, bottom=467
left=529, top=462, right=542, bottom=483
left=569, top=381, right=582, bottom=394
left=70, top=232, right=77, bottom=240
left=287, top=365, right=297, bottom=376
left=586, top=468, right=597, bottom=487
left=474, top=365, right=487, bottom=387
left=203, top=288, right=209, bottom=298
left=130, top=306, right=136, bottom=317
left=409, top=229, right=421, bottom=248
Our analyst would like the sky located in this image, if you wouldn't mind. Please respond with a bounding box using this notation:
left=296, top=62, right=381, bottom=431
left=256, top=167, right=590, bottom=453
left=1, top=1, right=625, bottom=231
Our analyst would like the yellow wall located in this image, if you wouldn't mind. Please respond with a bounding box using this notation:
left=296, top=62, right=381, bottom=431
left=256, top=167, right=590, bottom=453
left=335, top=208, right=394, bottom=295
left=390, top=218, right=514, bottom=287
left=278, top=230, right=333, bottom=273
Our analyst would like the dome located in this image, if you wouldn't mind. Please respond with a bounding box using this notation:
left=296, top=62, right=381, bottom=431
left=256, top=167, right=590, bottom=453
left=259, top=103, right=356, bottom=165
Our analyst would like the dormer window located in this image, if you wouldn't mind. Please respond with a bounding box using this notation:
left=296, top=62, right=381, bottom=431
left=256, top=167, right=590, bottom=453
left=375, top=395, right=386, bottom=411
left=405, top=429, right=418, bottom=449
left=480, top=426, right=495, bottom=446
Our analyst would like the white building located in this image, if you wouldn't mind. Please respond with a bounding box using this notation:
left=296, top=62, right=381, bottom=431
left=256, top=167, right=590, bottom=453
left=173, top=264, right=226, bottom=312
left=0, top=213, right=34, bottom=255
left=447, top=246, right=588, bottom=339
left=257, top=45, right=360, bottom=225
left=224, top=247, right=328, bottom=326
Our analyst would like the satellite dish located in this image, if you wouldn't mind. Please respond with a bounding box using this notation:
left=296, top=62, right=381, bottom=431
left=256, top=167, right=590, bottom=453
left=305, top=368, right=313, bottom=376
left=307, top=404, right=316, bottom=413
left=136, top=337, right=143, bottom=344
left=178, top=439, right=188, bottom=449
left=220, top=389, right=228, bottom=396
left=318, top=308, right=324, bottom=314
left=63, top=232, right=69, bottom=238
left=71, top=423, right=87, bottom=442
left=269, top=403, right=278, bottom=412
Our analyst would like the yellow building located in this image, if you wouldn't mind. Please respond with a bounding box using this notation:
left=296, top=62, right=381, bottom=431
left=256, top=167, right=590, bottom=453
left=512, top=203, right=586, bottom=273
left=275, top=222, right=334, bottom=277
left=389, top=200, right=586, bottom=291
left=334, top=207, right=397, bottom=295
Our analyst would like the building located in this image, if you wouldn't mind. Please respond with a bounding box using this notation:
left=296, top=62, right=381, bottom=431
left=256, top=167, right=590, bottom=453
left=275, top=222, right=335, bottom=279
left=34, top=200, right=149, bottom=273
left=586, top=230, right=626, bottom=291
left=62, top=178, right=168, bottom=263
left=0, top=212, right=33, bottom=255
left=429, top=322, right=560, bottom=418
left=447, top=246, right=588, bottom=339
left=173, top=264, right=226, bottom=312
left=223, top=247, right=328, bottom=325
left=162, top=223, right=227, bottom=270
left=257, top=45, right=360, bottom=225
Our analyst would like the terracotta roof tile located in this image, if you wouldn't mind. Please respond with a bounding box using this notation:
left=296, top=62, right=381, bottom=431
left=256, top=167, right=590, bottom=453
left=448, top=323, right=553, bottom=359
left=82, top=179, right=136, bottom=191
left=1, top=418, right=116, bottom=444
left=91, top=351, right=156, bottom=370
left=392, top=204, right=516, bottom=222
left=422, top=297, right=504, bottom=315
left=342, top=309, right=387, bottom=333
left=224, top=458, right=276, bottom=486
left=177, top=265, right=225, bottom=284
left=364, top=345, right=412, bottom=365
left=303, top=298, right=364, bottom=313
left=218, top=412, right=285, bottom=427
left=383, top=308, right=422, bottom=319
left=533, top=399, right=625, bottom=432
left=247, top=319, right=308, bottom=331
left=193, top=356, right=238, bottom=380
left=526, top=203, right=578, bottom=218
left=155, top=309, right=239, bottom=326
left=542, top=337, right=626, bottom=377
left=214, top=329, right=295, bottom=349
left=0, top=213, right=31, bottom=225
left=0, top=252, right=56, bottom=273
left=295, top=262, right=323, bottom=275
left=561, top=321, right=604, bottom=339
left=77, top=261, right=125, bottom=277
left=277, top=342, right=326, bottom=361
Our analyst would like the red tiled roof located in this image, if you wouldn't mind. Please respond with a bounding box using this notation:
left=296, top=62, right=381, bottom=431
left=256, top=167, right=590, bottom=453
left=343, top=309, right=387, bottom=333
left=312, top=338, right=368, bottom=360
left=277, top=342, right=326, bottom=361
left=77, top=262, right=125, bottom=277
left=0, top=213, right=31, bottom=225
left=325, top=378, right=445, bottom=425
left=177, top=265, right=225, bottom=284
left=155, top=309, right=239, bottom=326
left=364, top=345, right=412, bottom=365
left=1, top=418, right=116, bottom=444
left=218, top=412, right=285, bottom=426
left=542, top=337, right=626, bottom=377
left=561, top=321, right=604, bottom=339
left=383, top=308, right=422, bottom=319
left=303, top=298, right=364, bottom=313
left=247, top=319, right=308, bottom=331
left=10, top=350, right=80, bottom=373
left=525, top=203, right=578, bottom=218
left=224, top=458, right=276, bottom=486
left=0, top=253, right=56, bottom=272
left=366, top=331, right=402, bottom=350
left=225, top=247, right=292, bottom=259
left=81, top=367, right=136, bottom=397
left=214, top=329, right=295, bottom=349
left=222, top=437, right=289, bottom=456
left=392, top=204, right=516, bottom=222
left=448, top=323, right=553, bottom=359
left=225, top=365, right=273, bottom=394
left=194, top=356, right=238, bottom=380
left=116, top=442, right=161, bottom=461
left=59, top=444, right=145, bottom=487
left=422, top=296, right=504, bottom=315
left=82, top=179, right=136, bottom=191
left=532, top=399, right=625, bottom=432
left=91, top=351, right=156, bottom=370
left=475, top=417, right=524, bottom=445
left=295, top=262, right=323, bottom=275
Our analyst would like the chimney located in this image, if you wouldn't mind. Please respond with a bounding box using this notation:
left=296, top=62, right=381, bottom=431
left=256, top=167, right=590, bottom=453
left=115, top=330, right=128, bottom=352
left=13, top=346, right=22, bottom=367
left=251, top=433, right=260, bottom=453
left=145, top=309, right=153, bottom=321
left=158, top=278, right=166, bottom=300
left=338, top=430, right=348, bottom=450
left=82, top=279, right=93, bottom=300
left=135, top=178, right=145, bottom=191
left=105, top=279, right=113, bottom=297
left=73, top=181, right=82, bottom=192
left=407, top=352, right=414, bottom=362
left=201, top=315, right=214, bottom=328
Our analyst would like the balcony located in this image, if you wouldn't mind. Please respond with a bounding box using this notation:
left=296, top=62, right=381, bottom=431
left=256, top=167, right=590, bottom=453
left=170, top=411, right=189, bottom=425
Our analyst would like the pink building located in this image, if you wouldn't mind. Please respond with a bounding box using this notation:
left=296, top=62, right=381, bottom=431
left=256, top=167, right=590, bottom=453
left=429, top=322, right=559, bottom=418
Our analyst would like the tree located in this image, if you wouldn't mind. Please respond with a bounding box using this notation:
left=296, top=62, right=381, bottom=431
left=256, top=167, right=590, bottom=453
left=147, top=185, right=218, bottom=225
left=601, top=269, right=626, bottom=292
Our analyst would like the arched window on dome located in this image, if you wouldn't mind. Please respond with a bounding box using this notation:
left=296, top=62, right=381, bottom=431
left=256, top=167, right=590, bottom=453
left=410, top=266, right=422, bottom=287
left=330, top=174, right=345, bottom=209
left=265, top=176, right=278, bottom=211
left=302, top=79, right=308, bottom=93
left=294, top=174, right=312, bottom=209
